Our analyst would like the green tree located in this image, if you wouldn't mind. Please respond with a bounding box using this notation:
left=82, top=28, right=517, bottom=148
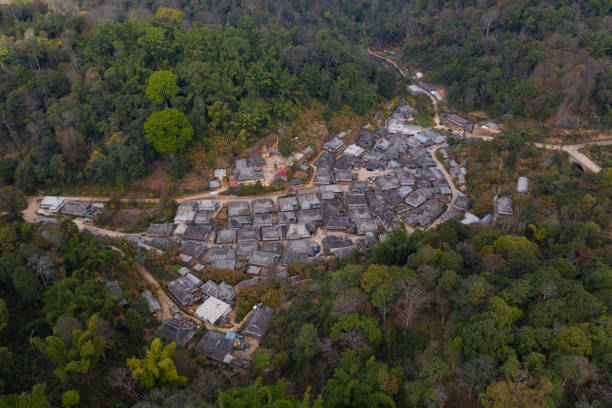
left=293, top=323, right=320, bottom=364
left=144, top=108, right=194, bottom=155
left=216, top=377, right=322, bottom=407
left=31, top=314, right=106, bottom=382
left=146, top=71, right=180, bottom=106
left=0, top=384, right=51, bottom=408
left=61, top=390, right=79, bottom=408
left=552, top=326, right=592, bottom=356
left=278, top=135, right=295, bottom=157
left=124, top=308, right=144, bottom=341
left=126, top=338, right=187, bottom=389
left=0, top=298, right=7, bottom=333
left=360, top=264, right=390, bottom=294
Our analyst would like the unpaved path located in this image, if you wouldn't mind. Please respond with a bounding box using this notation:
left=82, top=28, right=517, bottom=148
left=426, top=144, right=459, bottom=231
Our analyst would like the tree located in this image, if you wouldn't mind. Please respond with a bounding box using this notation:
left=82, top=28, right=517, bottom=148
left=480, top=376, right=556, bottom=408
left=126, top=338, right=187, bottom=389
left=360, top=264, right=390, bottom=294
left=124, top=308, right=144, bottom=341
left=61, top=390, right=80, bottom=408
left=0, top=384, right=51, bottom=408
left=278, top=135, right=295, bottom=157
left=371, top=282, right=400, bottom=321
left=146, top=71, right=180, bottom=106
left=0, top=299, right=7, bottom=333
left=293, top=323, right=320, bottom=364
left=31, top=314, right=106, bottom=382
left=552, top=326, right=592, bottom=356
left=394, top=277, right=430, bottom=329
left=144, top=108, right=193, bottom=155
left=377, top=69, right=396, bottom=99
left=216, top=377, right=323, bottom=408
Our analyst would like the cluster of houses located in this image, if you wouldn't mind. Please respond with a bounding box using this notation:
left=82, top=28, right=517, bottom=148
left=40, top=196, right=103, bottom=221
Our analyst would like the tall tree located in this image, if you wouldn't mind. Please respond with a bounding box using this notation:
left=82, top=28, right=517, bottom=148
left=144, top=108, right=194, bottom=155
left=126, top=338, right=187, bottom=389
left=145, top=71, right=180, bottom=107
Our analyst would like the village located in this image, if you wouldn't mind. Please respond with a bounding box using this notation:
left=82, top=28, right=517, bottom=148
left=31, top=100, right=517, bottom=367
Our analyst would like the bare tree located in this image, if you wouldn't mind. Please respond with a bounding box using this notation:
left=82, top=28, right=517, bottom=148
left=340, top=328, right=368, bottom=350
left=394, top=277, right=431, bottom=329
left=319, top=337, right=341, bottom=365
left=538, top=282, right=557, bottom=302
left=332, top=287, right=368, bottom=315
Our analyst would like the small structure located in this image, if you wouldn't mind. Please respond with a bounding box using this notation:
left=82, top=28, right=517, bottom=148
left=517, top=177, right=529, bottom=194
left=286, top=223, right=311, bottom=240
left=237, top=241, right=259, bottom=259
left=201, top=280, right=236, bottom=305
left=157, top=317, right=198, bottom=346
left=228, top=215, right=253, bottom=228
left=349, top=205, right=372, bottom=220
left=237, top=226, right=260, bottom=242
left=497, top=197, right=514, bottom=216
left=40, top=196, right=66, bottom=213
left=209, top=180, right=221, bottom=189
left=196, top=330, right=234, bottom=362
left=350, top=181, right=369, bottom=193
left=313, top=167, right=333, bottom=185
left=199, top=199, right=219, bottom=212
left=320, top=184, right=344, bottom=201
left=141, top=290, right=161, bottom=313
left=355, top=218, right=379, bottom=235
left=346, top=192, right=368, bottom=207
left=286, top=239, right=312, bottom=255
left=323, top=200, right=347, bottom=217
left=207, top=247, right=236, bottom=262
left=342, top=144, right=365, bottom=158
left=326, top=216, right=351, bottom=231
left=322, top=235, right=355, bottom=256
left=214, top=169, right=227, bottom=179
left=297, top=209, right=323, bottom=226
left=195, top=297, right=232, bottom=325
left=253, top=213, right=274, bottom=228
left=149, top=237, right=178, bottom=252
left=241, top=306, right=274, bottom=339
left=334, top=169, right=354, bottom=183
left=442, top=113, right=474, bottom=132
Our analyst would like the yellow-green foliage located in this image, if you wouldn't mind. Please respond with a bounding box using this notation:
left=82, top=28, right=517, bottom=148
left=126, top=338, right=187, bottom=389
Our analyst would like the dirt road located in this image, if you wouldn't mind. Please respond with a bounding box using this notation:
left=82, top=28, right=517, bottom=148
left=426, top=144, right=459, bottom=231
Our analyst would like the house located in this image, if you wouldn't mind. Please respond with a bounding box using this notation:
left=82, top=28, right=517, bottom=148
left=333, top=156, right=352, bottom=172
left=157, top=317, right=198, bottom=346
left=350, top=180, right=369, bottom=193
left=217, top=229, right=237, bottom=244
left=349, top=205, right=371, bottom=220
left=174, top=208, right=196, bottom=224
left=261, top=226, right=283, bottom=241
left=375, top=174, right=400, bottom=191
left=397, top=186, right=413, bottom=199
left=297, top=193, right=321, bottom=210
left=375, top=139, right=391, bottom=151
left=167, top=275, right=202, bottom=306
left=181, top=241, right=207, bottom=260
left=237, top=227, right=260, bottom=242
left=146, top=223, right=175, bottom=237
left=282, top=251, right=309, bottom=265
left=247, top=265, right=262, bottom=275
left=194, top=212, right=212, bottom=225
left=286, top=239, right=312, bottom=255
left=322, top=236, right=355, bottom=256
left=236, top=276, right=266, bottom=288
left=260, top=241, right=283, bottom=255
left=378, top=212, right=400, bottom=232
left=334, top=169, right=354, bottom=183
left=382, top=189, right=404, bottom=207
left=396, top=168, right=416, bottom=186
left=228, top=215, right=253, bottom=228
left=277, top=211, right=297, bottom=225
left=314, top=151, right=335, bottom=169
left=320, top=184, right=344, bottom=201
left=322, top=136, right=344, bottom=152
left=497, top=197, right=514, bottom=216
left=201, top=280, right=236, bottom=305
left=214, top=169, right=227, bottom=179
left=355, top=218, right=379, bottom=235
left=198, top=199, right=219, bottom=212
left=314, top=167, right=333, bottom=185
left=301, top=146, right=315, bottom=160
left=248, top=153, right=266, bottom=169
left=442, top=113, right=474, bottom=132
left=241, top=306, right=274, bottom=339
left=278, top=196, right=299, bottom=212
left=405, top=192, right=427, bottom=208
left=196, top=297, right=232, bottom=325
left=346, top=192, right=368, bottom=207
left=252, top=198, right=276, bottom=214
left=237, top=241, right=259, bottom=259
left=228, top=201, right=251, bottom=217
left=408, top=84, right=426, bottom=96
left=517, top=177, right=529, bottom=194
left=196, top=330, right=234, bottom=362
left=142, top=290, right=161, bottom=313
left=182, top=225, right=213, bottom=241
left=40, top=196, right=66, bottom=213
left=210, top=260, right=237, bottom=270
left=297, top=209, right=323, bottom=226
left=342, top=144, right=364, bottom=158
left=149, top=237, right=178, bottom=252
left=357, top=132, right=375, bottom=148
left=234, top=166, right=264, bottom=184
left=323, top=200, right=347, bottom=217
left=209, top=180, right=221, bottom=189
left=325, top=216, right=351, bottom=231
left=61, top=201, right=91, bottom=217
left=253, top=213, right=274, bottom=228
left=207, top=247, right=236, bottom=262
left=249, top=251, right=280, bottom=267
